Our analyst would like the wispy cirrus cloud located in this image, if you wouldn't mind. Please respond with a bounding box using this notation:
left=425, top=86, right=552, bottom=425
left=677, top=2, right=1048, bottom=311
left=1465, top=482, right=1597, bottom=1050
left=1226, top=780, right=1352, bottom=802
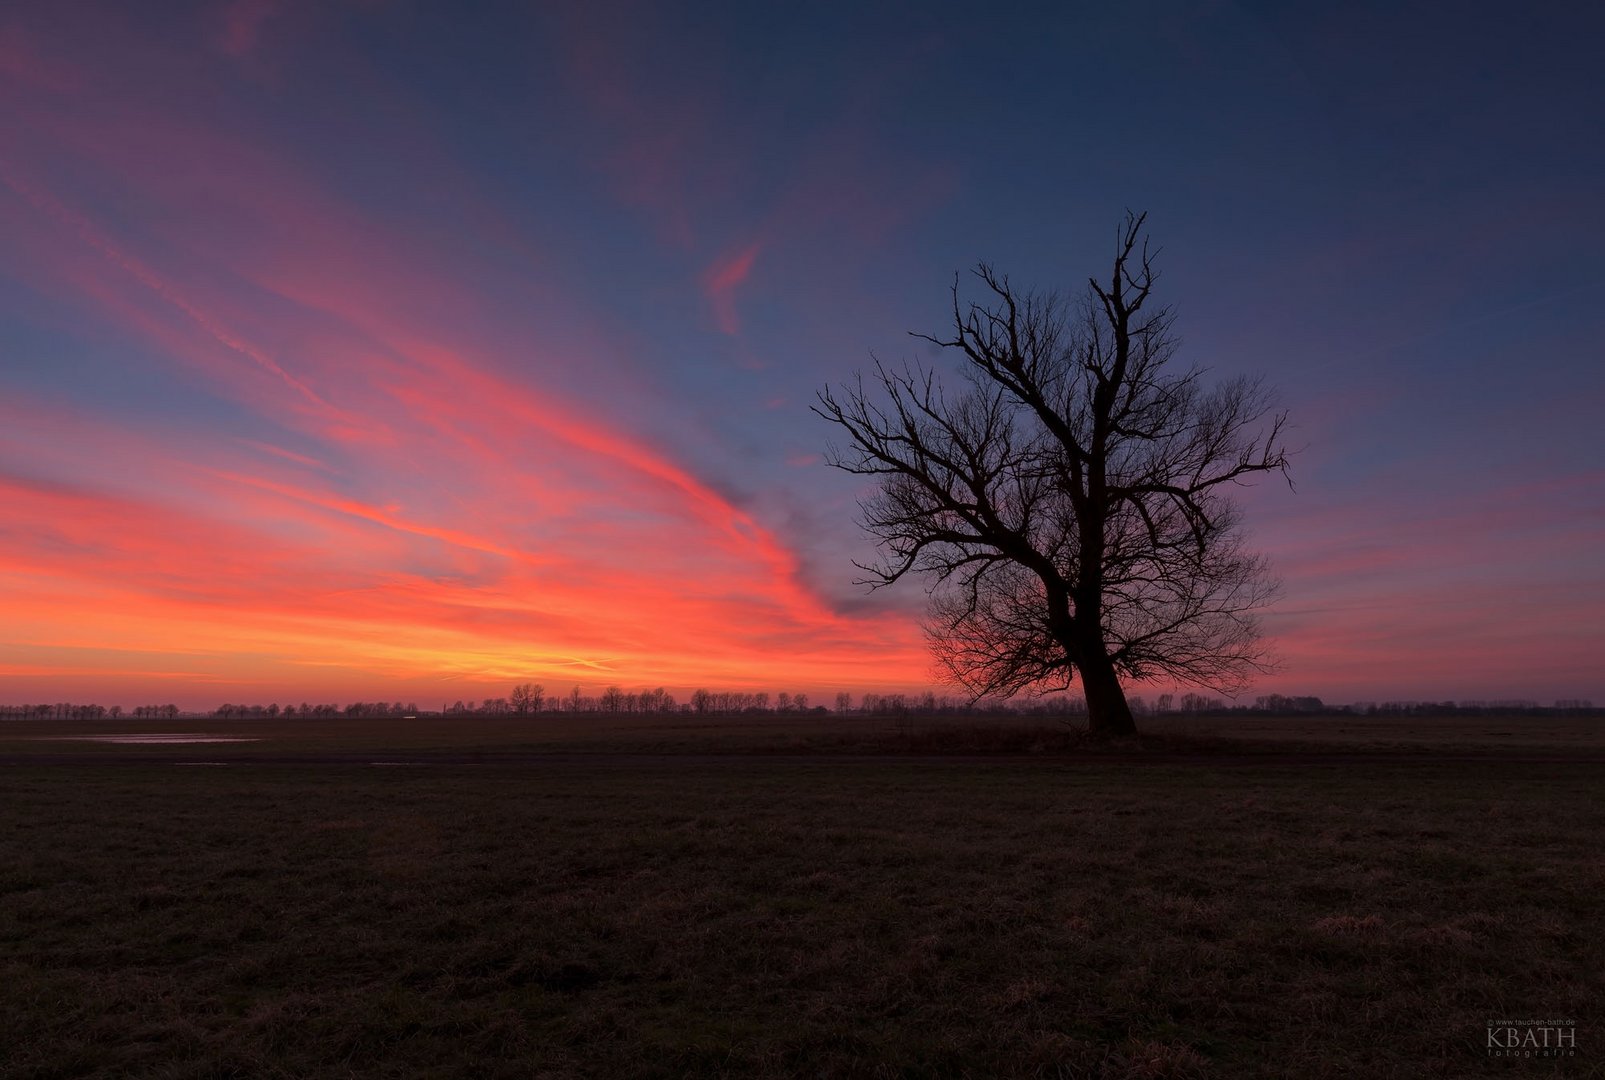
left=5, top=1, right=1600, bottom=711
left=0, top=11, right=928, bottom=706
left=704, top=242, right=761, bottom=336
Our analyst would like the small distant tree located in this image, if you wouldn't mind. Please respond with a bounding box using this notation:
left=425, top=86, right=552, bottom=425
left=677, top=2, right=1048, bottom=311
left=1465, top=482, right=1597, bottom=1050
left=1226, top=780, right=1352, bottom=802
left=835, top=692, right=852, bottom=714
left=817, top=214, right=1289, bottom=736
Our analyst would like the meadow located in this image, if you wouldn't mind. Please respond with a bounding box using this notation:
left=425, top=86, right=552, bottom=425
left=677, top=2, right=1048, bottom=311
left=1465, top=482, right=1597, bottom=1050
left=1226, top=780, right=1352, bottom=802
left=2, top=713, right=1601, bottom=1078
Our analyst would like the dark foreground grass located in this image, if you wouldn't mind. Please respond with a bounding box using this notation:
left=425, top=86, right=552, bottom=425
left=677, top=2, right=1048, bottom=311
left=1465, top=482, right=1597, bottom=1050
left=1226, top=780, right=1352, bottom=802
left=3, top=761, right=1600, bottom=1078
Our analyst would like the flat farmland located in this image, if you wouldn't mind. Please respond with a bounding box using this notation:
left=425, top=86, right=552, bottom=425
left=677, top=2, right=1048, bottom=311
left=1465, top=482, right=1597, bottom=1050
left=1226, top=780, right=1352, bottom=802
left=2, top=716, right=1601, bottom=1077
left=2, top=708, right=1603, bottom=761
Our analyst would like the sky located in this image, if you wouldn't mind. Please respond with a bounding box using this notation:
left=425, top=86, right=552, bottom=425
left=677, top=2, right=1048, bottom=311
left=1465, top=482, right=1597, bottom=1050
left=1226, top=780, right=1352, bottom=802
left=2, top=0, right=1602, bottom=710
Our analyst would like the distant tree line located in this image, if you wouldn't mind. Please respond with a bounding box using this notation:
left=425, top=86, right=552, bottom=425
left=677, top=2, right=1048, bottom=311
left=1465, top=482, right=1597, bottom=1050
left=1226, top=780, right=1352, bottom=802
left=1346, top=699, right=1595, bottom=716
left=445, top=686, right=689, bottom=715
left=446, top=687, right=819, bottom=715
left=1, top=694, right=1597, bottom=721
left=0, top=703, right=163, bottom=719
left=214, top=702, right=421, bottom=718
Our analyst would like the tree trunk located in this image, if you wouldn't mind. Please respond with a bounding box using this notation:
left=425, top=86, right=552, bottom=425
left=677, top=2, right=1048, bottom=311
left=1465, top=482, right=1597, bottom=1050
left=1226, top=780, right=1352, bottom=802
left=1079, top=648, right=1138, bottom=738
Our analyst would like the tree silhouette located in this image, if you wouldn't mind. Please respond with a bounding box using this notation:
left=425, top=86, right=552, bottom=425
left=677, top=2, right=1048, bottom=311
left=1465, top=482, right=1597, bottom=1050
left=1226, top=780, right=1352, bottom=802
left=816, top=213, right=1290, bottom=736
left=510, top=683, right=544, bottom=715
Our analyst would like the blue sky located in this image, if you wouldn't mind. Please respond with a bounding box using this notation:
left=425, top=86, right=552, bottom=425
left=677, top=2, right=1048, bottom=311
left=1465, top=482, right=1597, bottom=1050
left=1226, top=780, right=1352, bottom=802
left=1, top=0, right=1601, bottom=706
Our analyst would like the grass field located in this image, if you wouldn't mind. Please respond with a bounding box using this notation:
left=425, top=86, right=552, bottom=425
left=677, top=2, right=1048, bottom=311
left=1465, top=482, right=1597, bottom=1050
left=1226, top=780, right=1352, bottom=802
left=2, top=707, right=1603, bottom=760
left=3, top=715, right=1601, bottom=1077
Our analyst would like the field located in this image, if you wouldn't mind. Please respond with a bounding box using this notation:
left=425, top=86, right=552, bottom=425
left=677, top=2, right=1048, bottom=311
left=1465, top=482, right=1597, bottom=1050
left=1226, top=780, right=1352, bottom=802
left=3, top=706, right=1603, bottom=760
left=3, top=714, right=1601, bottom=1078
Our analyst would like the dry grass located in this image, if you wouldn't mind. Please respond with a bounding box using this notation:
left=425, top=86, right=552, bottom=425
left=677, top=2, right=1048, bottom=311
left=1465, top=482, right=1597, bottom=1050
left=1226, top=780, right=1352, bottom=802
left=2, top=755, right=1600, bottom=1078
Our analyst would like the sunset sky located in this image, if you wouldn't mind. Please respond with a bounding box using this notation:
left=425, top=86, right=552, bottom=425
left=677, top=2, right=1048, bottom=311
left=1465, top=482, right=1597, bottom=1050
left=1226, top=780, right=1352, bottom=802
left=2, top=1, right=1602, bottom=709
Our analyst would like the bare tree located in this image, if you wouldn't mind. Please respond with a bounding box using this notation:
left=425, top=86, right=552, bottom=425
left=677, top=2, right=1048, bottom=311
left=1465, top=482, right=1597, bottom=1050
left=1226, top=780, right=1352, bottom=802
left=815, top=213, right=1290, bottom=736
left=510, top=682, right=545, bottom=715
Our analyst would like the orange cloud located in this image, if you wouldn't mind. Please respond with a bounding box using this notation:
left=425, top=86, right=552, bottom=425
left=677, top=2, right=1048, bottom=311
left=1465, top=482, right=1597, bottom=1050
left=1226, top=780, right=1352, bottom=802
left=0, top=452, right=929, bottom=707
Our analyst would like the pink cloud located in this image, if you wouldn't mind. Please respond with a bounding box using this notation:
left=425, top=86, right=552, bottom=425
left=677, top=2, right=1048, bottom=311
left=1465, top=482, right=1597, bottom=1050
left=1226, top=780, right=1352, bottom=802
left=704, top=242, right=761, bottom=335
left=0, top=21, right=80, bottom=91
left=217, top=0, right=280, bottom=58
left=0, top=42, right=931, bottom=706
left=548, top=4, right=717, bottom=247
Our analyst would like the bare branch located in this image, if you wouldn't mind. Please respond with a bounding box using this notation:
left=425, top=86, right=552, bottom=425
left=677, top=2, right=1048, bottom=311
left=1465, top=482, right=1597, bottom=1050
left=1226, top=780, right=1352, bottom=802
left=815, top=213, right=1292, bottom=735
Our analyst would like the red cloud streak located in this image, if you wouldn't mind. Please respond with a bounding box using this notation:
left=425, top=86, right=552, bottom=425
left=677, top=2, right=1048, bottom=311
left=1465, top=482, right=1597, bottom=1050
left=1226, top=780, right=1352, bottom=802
left=0, top=62, right=930, bottom=703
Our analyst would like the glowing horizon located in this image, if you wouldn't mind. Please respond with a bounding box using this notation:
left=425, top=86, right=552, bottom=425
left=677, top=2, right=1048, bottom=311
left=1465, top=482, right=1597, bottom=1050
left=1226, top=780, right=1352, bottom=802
left=2, top=3, right=1602, bottom=711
